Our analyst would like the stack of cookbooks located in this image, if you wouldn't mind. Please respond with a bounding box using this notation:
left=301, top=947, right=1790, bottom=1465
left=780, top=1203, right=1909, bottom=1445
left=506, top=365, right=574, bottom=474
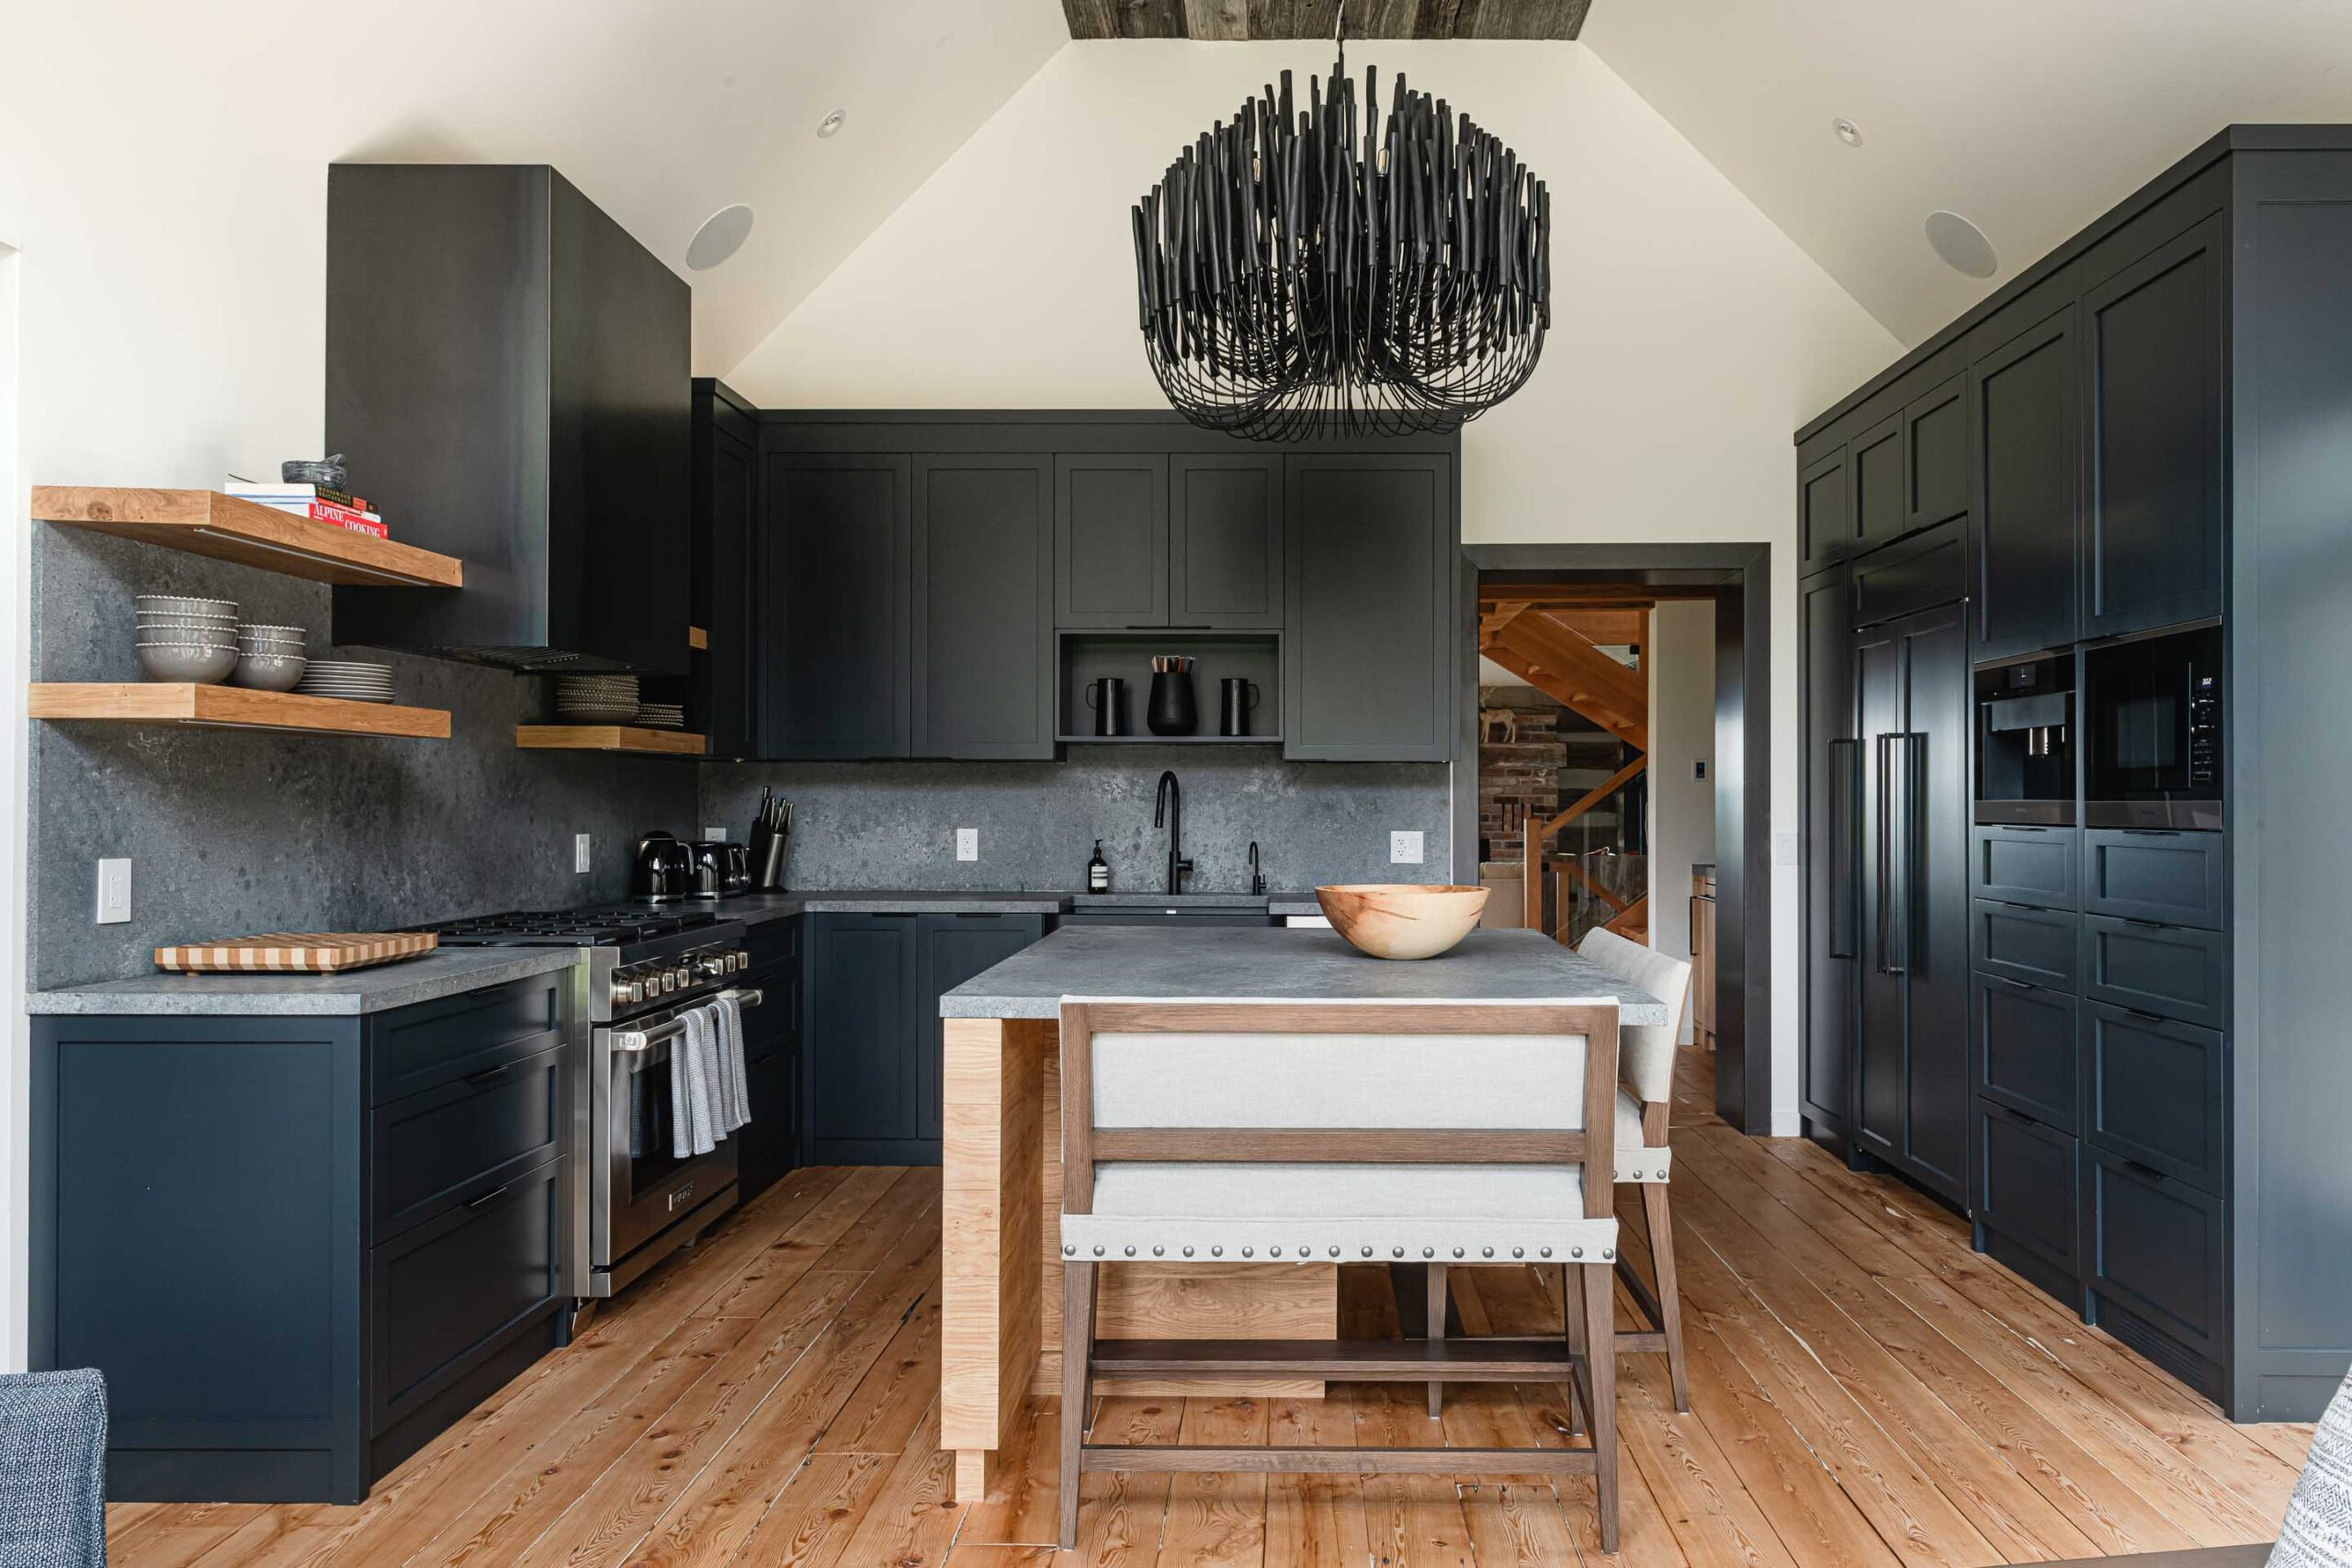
left=223, top=477, right=388, bottom=538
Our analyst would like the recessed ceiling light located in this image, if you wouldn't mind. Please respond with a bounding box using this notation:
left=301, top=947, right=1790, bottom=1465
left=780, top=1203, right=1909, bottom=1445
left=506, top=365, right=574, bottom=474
left=817, top=107, right=847, bottom=140
left=686, top=204, right=755, bottom=271
left=1924, top=209, right=1998, bottom=278
left=1832, top=117, right=1862, bottom=147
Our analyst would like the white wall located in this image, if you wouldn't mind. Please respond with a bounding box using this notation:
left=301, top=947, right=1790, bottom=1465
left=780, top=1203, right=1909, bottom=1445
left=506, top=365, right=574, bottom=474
left=1646, top=601, right=1714, bottom=1043
left=729, top=40, right=1903, bottom=1133
left=0, top=237, right=23, bottom=1371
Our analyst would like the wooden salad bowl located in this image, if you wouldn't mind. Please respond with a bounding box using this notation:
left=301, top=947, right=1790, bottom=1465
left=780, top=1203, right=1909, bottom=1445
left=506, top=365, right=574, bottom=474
left=1317, top=884, right=1490, bottom=961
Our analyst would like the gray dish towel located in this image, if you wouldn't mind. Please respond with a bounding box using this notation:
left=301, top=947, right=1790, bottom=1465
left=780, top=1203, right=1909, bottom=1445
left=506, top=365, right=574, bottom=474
left=0, top=1367, right=107, bottom=1566
left=671, top=1006, right=718, bottom=1158
left=712, top=992, right=752, bottom=1133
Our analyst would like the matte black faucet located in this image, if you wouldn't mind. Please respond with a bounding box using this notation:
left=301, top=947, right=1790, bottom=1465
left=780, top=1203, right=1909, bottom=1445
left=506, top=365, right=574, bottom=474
left=1153, top=771, right=1193, bottom=895
left=1248, top=840, right=1266, bottom=897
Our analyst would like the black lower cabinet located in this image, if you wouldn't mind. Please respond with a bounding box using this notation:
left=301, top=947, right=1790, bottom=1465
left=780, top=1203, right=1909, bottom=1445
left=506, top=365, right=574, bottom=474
left=2083, top=1150, right=2229, bottom=1402
left=1976, top=1101, right=2079, bottom=1308
left=805, top=912, right=1045, bottom=1164
left=737, top=917, right=803, bottom=1201
left=31, top=972, right=576, bottom=1503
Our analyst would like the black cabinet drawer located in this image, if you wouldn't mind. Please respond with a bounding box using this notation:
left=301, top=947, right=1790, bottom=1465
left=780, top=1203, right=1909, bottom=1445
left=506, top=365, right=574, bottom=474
left=1972, top=900, right=2078, bottom=991
left=369, top=1157, right=564, bottom=1437
left=2082, top=916, right=2229, bottom=1030
left=2084, top=1150, right=2227, bottom=1379
left=743, top=916, right=800, bottom=976
left=2082, top=1003, right=2225, bottom=1192
left=1853, top=518, right=1965, bottom=626
left=371, top=1043, right=566, bottom=1243
left=1978, top=1102, right=2078, bottom=1287
left=742, top=975, right=799, bottom=1066
left=1975, top=974, right=2077, bottom=1130
left=2082, top=829, right=2224, bottom=930
left=1970, top=826, right=2076, bottom=909
left=370, top=976, right=565, bottom=1106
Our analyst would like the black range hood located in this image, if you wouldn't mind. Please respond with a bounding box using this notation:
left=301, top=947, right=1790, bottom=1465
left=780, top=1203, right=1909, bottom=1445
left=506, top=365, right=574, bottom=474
left=326, top=164, right=690, bottom=674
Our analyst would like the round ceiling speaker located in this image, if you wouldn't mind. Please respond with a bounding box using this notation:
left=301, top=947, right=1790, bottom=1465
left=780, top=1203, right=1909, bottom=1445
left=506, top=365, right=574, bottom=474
left=686, top=204, right=755, bottom=271
left=1924, top=209, right=1998, bottom=278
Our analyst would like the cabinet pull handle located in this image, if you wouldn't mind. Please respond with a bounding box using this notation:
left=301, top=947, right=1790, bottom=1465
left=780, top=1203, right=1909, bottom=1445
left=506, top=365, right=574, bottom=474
left=464, top=1183, right=512, bottom=1210
left=2121, top=1007, right=2167, bottom=1024
left=1985, top=974, right=2035, bottom=992
left=2120, top=1157, right=2167, bottom=1182
left=463, top=1064, right=514, bottom=1087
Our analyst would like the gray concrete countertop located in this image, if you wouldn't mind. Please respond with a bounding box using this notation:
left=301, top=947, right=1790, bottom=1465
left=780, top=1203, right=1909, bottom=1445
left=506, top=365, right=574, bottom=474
left=940, top=926, right=1669, bottom=1024
left=1267, top=892, right=1327, bottom=918
left=726, top=890, right=1074, bottom=925
left=27, top=947, right=582, bottom=1017
left=1070, top=892, right=1269, bottom=908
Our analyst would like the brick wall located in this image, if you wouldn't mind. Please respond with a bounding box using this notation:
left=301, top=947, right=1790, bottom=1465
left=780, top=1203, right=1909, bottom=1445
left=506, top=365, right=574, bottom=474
left=1478, top=684, right=1631, bottom=863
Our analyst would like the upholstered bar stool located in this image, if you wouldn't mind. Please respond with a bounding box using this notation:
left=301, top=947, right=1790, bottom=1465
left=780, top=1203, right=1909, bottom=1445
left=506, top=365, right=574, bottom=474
left=1577, top=927, right=1696, bottom=1411
left=1054, top=997, right=1625, bottom=1553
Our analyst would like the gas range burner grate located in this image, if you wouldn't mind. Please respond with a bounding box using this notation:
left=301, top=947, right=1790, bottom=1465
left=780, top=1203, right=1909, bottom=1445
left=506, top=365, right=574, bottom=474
left=418, top=906, right=721, bottom=946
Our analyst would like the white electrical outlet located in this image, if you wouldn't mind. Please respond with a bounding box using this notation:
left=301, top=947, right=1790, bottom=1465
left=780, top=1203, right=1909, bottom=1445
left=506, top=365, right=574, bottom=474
left=956, top=828, right=979, bottom=862
left=95, top=859, right=131, bottom=925
left=1389, top=829, right=1425, bottom=865
left=704, top=826, right=726, bottom=842
left=574, top=833, right=593, bottom=874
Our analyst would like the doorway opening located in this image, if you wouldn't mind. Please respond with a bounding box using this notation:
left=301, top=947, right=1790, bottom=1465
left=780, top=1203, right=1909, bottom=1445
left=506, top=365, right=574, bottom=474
left=1461, top=545, right=1772, bottom=1133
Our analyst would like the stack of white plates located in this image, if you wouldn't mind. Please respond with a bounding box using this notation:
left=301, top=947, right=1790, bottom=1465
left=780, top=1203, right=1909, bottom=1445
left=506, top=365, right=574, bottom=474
left=297, top=660, right=396, bottom=704
left=634, top=702, right=686, bottom=730
left=556, top=674, right=640, bottom=723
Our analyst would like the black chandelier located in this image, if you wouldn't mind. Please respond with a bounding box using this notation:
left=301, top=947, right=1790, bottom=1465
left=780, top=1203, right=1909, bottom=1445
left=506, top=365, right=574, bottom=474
left=1130, top=8, right=1551, bottom=442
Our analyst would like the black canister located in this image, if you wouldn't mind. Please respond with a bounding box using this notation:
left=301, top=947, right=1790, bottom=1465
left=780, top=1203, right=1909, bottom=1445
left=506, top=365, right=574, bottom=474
left=1218, top=677, right=1261, bottom=737
left=1147, top=656, right=1197, bottom=736
left=1085, top=676, right=1127, bottom=736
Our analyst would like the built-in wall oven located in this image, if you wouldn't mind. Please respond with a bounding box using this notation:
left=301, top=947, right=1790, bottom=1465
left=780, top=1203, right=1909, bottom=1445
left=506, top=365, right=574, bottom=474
left=2082, top=619, right=2223, bottom=829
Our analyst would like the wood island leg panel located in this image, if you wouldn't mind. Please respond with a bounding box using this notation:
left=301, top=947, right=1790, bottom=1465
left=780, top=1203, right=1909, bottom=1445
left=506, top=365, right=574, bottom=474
left=942, top=1015, right=1048, bottom=1503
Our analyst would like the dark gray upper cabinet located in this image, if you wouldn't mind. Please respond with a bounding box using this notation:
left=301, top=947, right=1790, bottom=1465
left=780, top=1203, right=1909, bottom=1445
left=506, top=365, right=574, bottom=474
left=759, top=454, right=911, bottom=759
left=1972, top=305, right=2081, bottom=660
left=2083, top=215, right=2225, bottom=637
left=693, top=379, right=759, bottom=760
left=1283, top=454, right=1455, bottom=762
left=1170, top=454, right=1284, bottom=627
left=1799, top=446, right=1854, bottom=569
left=912, top=455, right=1054, bottom=760
left=1904, top=376, right=1968, bottom=530
left=1852, top=414, right=1906, bottom=547
left=1056, top=455, right=1168, bottom=627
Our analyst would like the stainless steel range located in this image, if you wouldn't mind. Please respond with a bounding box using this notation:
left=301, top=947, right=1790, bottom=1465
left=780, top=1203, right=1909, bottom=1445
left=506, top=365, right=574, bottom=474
left=418, top=907, right=764, bottom=1298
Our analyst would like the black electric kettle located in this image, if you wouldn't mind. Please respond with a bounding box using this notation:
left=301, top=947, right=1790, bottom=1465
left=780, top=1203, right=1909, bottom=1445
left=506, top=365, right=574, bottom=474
left=630, top=831, right=696, bottom=903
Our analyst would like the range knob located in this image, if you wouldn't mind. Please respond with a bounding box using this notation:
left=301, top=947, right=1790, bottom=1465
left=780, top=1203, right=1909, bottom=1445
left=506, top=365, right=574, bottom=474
left=694, top=953, right=731, bottom=980
left=667, top=964, right=689, bottom=993
left=610, top=970, right=644, bottom=1008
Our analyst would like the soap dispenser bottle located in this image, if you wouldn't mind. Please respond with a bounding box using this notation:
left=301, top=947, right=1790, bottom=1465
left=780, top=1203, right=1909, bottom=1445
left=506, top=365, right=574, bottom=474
left=1087, top=839, right=1111, bottom=894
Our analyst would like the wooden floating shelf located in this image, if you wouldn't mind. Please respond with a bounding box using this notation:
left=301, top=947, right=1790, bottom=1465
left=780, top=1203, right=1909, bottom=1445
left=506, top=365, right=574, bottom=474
left=30, top=683, right=450, bottom=739
left=32, top=486, right=464, bottom=589
left=515, top=725, right=706, bottom=757
left=1056, top=734, right=1281, bottom=746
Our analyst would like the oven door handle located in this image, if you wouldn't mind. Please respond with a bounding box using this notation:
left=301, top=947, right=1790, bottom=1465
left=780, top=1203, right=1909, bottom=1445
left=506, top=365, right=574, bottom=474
left=612, top=986, right=765, bottom=1054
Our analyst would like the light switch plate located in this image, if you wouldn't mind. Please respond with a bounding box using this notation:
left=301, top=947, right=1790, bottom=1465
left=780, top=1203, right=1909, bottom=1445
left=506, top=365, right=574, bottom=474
left=95, top=859, right=131, bottom=925
left=1694, top=760, right=1708, bottom=781
left=956, top=828, right=979, bottom=862
left=1775, top=831, right=1799, bottom=866
left=1390, top=829, right=1425, bottom=865
left=574, top=833, right=593, bottom=874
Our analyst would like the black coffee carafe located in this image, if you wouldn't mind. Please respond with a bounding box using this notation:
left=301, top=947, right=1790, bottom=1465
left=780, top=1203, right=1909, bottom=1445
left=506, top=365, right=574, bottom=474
left=1148, top=655, right=1196, bottom=736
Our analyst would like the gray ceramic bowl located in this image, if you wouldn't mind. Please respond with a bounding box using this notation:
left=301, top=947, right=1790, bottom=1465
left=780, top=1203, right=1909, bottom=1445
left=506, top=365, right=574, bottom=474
left=137, top=643, right=239, bottom=683
left=231, top=650, right=307, bottom=691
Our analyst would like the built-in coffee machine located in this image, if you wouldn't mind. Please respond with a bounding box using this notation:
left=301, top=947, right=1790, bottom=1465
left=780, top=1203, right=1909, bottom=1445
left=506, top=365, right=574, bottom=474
left=1974, top=651, right=2074, bottom=825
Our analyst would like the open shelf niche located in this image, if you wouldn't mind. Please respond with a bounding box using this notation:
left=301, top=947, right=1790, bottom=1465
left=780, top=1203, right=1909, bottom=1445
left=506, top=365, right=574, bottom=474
left=1056, top=629, right=1281, bottom=745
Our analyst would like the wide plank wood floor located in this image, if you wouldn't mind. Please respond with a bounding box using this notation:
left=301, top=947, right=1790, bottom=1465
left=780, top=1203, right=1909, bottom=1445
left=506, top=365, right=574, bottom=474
left=107, top=1052, right=2304, bottom=1566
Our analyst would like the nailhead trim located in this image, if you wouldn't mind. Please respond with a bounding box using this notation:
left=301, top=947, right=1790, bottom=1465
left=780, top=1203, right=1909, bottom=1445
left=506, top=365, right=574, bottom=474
left=1572, top=1247, right=1584, bottom=1258
left=1481, top=1246, right=1494, bottom=1258
left=1210, top=1246, right=1222, bottom=1257
left=1422, top=1247, right=1435, bottom=1258
left=1361, top=1246, right=1374, bottom=1258
left=1540, top=1247, right=1553, bottom=1258
left=1093, top=1245, right=1104, bottom=1256
left=1240, top=1247, right=1252, bottom=1257
left=1269, top=1246, right=1282, bottom=1257
left=1152, top=1245, right=1164, bottom=1257
left=1124, top=1245, right=1136, bottom=1256
left=1453, top=1247, right=1465, bottom=1258
left=1391, top=1246, right=1404, bottom=1258
left=1329, top=1246, right=1341, bottom=1258
left=1182, top=1245, right=1194, bottom=1257
left=1063, top=1244, right=1075, bottom=1256
left=1511, top=1247, right=1524, bottom=1258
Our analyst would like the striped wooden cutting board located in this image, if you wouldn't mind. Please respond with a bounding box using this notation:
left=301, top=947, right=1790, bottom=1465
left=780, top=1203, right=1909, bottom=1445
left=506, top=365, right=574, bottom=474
left=153, top=931, right=439, bottom=974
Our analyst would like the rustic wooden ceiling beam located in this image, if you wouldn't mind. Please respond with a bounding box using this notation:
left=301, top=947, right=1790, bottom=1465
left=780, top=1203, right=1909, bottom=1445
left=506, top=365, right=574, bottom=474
left=1066, top=0, right=1589, bottom=39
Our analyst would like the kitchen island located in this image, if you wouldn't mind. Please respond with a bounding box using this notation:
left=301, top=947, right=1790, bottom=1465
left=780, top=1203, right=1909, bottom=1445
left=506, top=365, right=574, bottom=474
left=935, top=924, right=1668, bottom=1500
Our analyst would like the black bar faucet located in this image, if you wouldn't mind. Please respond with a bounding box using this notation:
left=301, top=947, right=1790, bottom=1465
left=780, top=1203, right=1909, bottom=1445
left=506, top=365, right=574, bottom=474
left=1153, top=770, right=1193, bottom=895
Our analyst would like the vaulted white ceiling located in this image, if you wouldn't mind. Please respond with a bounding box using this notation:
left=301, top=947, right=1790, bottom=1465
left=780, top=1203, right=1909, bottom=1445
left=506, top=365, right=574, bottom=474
left=1578, top=0, right=2352, bottom=346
